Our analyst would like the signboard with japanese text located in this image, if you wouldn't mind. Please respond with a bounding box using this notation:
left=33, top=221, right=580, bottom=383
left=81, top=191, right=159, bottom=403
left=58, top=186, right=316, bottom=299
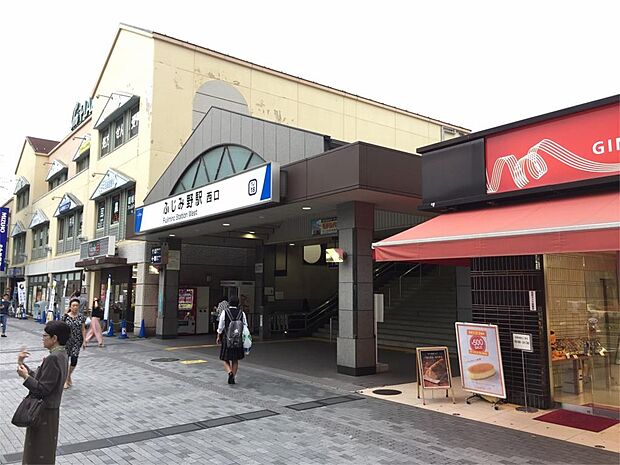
left=134, top=163, right=279, bottom=234
left=0, top=207, right=8, bottom=271
left=512, top=333, right=533, bottom=352
left=455, top=322, right=506, bottom=398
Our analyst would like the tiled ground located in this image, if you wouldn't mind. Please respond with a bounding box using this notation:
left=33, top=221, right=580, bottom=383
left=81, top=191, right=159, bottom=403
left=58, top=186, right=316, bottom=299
left=1, top=319, right=618, bottom=464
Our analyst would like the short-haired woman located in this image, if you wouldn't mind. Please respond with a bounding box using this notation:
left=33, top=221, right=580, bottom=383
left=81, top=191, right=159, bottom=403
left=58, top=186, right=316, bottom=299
left=61, top=298, right=86, bottom=389
left=17, top=320, right=71, bottom=464
left=216, top=295, right=247, bottom=385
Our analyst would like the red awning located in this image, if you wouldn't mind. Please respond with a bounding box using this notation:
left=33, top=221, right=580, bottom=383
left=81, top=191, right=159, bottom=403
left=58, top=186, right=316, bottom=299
left=373, top=191, right=620, bottom=262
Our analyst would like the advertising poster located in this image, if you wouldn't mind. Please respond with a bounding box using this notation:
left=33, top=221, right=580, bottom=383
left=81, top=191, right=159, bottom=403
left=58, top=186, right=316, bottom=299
left=178, top=288, right=195, bottom=310
left=455, top=323, right=506, bottom=399
left=0, top=207, right=8, bottom=271
left=417, top=347, right=452, bottom=388
left=17, top=282, right=27, bottom=307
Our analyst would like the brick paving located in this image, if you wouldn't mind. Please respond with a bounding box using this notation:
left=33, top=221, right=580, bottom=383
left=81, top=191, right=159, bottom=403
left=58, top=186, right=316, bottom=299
left=1, top=318, right=618, bottom=464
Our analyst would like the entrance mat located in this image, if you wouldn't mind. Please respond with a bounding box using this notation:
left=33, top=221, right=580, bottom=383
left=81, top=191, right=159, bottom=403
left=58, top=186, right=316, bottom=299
left=534, top=409, right=619, bottom=432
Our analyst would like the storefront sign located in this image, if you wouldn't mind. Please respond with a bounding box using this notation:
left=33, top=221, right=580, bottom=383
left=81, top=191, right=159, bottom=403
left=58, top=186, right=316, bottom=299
left=512, top=333, right=533, bottom=352
left=311, top=217, right=338, bottom=236
left=79, top=235, right=116, bottom=260
left=71, top=98, right=93, bottom=130
left=135, top=163, right=280, bottom=234
left=0, top=207, right=8, bottom=271
left=485, top=103, right=620, bottom=194
left=455, top=322, right=506, bottom=399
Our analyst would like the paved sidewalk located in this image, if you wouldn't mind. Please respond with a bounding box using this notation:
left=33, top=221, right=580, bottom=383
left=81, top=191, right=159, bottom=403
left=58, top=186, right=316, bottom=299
left=1, top=319, right=618, bottom=464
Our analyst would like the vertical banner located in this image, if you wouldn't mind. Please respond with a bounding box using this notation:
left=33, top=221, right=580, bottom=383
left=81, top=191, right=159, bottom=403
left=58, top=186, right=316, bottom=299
left=17, top=282, right=27, bottom=307
left=455, top=322, right=506, bottom=399
left=103, top=274, right=111, bottom=320
left=47, top=280, right=57, bottom=313
left=0, top=207, right=9, bottom=272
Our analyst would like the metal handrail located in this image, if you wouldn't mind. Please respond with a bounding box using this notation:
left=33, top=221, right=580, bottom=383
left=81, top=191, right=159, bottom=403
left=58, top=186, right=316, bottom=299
left=398, top=263, right=422, bottom=298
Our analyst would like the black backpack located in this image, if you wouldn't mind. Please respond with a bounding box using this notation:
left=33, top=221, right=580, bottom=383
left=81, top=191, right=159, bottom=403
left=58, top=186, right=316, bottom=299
left=225, top=307, right=244, bottom=349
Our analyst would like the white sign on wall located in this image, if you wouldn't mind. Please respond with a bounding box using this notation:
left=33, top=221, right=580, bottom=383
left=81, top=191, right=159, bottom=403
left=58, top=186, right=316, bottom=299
left=135, top=163, right=280, bottom=234
left=512, top=333, right=533, bottom=352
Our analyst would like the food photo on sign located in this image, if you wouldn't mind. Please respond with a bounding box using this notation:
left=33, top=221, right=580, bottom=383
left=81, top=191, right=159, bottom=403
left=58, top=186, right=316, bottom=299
left=418, top=347, right=451, bottom=388
left=455, top=323, right=506, bottom=399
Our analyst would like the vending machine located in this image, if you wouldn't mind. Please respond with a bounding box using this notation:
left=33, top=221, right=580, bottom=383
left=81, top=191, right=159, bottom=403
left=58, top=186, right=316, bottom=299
left=177, top=288, right=196, bottom=335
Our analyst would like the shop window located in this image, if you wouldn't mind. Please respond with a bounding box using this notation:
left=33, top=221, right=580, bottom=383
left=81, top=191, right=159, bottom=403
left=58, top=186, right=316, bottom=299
left=12, top=233, right=27, bottom=264
left=127, top=188, right=135, bottom=215
left=101, top=128, right=110, bottom=156
left=99, top=104, right=139, bottom=158
left=48, top=172, right=68, bottom=191
left=96, top=201, right=105, bottom=229
left=16, top=189, right=29, bottom=212
left=31, top=224, right=49, bottom=260
left=111, top=195, right=120, bottom=225
left=129, top=106, right=139, bottom=139
left=76, top=155, right=89, bottom=173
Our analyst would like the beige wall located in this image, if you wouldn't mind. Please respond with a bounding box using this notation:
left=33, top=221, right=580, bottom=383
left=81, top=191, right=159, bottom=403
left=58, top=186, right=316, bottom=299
left=149, top=33, right=467, bottom=193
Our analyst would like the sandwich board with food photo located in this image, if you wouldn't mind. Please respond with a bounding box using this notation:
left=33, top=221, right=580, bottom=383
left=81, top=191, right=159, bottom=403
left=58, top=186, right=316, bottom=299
left=416, top=346, right=455, bottom=405
left=455, top=322, right=506, bottom=400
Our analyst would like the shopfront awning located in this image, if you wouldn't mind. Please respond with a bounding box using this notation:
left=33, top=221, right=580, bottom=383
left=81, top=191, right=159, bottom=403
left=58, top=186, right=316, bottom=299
left=372, top=191, right=620, bottom=262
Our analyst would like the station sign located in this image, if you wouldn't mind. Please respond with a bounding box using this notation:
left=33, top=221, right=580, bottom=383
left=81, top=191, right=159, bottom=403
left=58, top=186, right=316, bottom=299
left=134, top=163, right=280, bottom=234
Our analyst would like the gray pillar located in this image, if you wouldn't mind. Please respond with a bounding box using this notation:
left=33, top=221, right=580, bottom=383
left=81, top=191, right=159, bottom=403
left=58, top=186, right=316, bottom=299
left=336, top=201, right=376, bottom=376
left=156, top=238, right=181, bottom=339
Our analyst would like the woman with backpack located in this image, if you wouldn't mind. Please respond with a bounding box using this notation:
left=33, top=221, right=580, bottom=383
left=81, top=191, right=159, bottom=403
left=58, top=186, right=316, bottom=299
left=215, top=296, right=247, bottom=385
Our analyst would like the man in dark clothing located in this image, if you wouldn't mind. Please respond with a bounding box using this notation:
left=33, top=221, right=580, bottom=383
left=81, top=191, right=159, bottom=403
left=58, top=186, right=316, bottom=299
left=0, top=293, right=10, bottom=337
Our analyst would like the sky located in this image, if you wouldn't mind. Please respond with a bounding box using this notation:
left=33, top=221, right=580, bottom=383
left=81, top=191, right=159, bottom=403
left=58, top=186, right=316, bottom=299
left=0, top=1, right=618, bottom=203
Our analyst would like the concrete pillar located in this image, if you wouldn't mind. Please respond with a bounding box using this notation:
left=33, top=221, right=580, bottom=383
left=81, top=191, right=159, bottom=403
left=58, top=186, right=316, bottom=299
left=254, top=244, right=268, bottom=339
left=134, top=262, right=159, bottom=335
left=156, top=238, right=181, bottom=339
left=336, top=201, right=376, bottom=376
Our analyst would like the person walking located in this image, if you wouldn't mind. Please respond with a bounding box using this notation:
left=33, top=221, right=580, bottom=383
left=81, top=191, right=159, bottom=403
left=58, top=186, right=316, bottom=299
left=0, top=293, right=10, bottom=337
left=216, top=296, right=247, bottom=385
left=84, top=298, right=104, bottom=347
left=61, top=298, right=86, bottom=389
left=16, top=320, right=70, bottom=465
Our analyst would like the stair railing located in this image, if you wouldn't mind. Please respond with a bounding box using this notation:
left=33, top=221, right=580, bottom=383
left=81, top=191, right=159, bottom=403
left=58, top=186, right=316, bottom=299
left=399, top=263, right=422, bottom=298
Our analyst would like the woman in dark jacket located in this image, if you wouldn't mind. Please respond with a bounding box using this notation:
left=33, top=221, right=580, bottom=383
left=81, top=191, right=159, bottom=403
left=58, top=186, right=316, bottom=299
left=16, top=320, right=70, bottom=464
left=216, top=296, right=247, bottom=385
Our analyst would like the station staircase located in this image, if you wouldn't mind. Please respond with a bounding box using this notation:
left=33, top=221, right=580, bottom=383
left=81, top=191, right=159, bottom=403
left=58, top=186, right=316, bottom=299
left=311, top=264, right=458, bottom=354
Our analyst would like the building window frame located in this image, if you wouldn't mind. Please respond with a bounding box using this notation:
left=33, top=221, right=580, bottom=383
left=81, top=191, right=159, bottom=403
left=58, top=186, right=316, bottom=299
left=99, top=104, right=139, bottom=158
left=12, top=232, right=27, bottom=264
left=31, top=224, right=49, bottom=260
left=94, top=187, right=134, bottom=241
left=16, top=188, right=30, bottom=212
left=56, top=210, right=82, bottom=255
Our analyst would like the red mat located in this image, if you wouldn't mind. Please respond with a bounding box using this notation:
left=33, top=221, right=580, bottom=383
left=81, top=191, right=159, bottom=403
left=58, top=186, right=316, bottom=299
left=534, top=409, right=619, bottom=432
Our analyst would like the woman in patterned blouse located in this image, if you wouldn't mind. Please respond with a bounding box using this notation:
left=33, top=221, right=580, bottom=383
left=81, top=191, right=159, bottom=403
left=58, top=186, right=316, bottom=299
left=61, top=298, right=86, bottom=389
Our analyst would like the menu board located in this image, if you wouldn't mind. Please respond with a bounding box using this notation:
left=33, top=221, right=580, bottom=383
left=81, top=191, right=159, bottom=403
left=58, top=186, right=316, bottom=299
left=455, top=323, right=506, bottom=399
left=417, top=347, right=452, bottom=389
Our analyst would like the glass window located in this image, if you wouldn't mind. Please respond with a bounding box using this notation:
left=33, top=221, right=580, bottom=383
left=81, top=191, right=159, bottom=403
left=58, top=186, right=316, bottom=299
left=101, top=129, right=110, bottom=156
left=127, top=189, right=135, bottom=215
left=97, top=201, right=105, bottom=229
left=58, top=218, right=65, bottom=240
left=129, top=106, right=139, bottom=139
left=67, top=215, right=75, bottom=238
left=114, top=116, right=124, bottom=148
left=77, top=211, right=83, bottom=236
left=111, top=195, right=120, bottom=225
left=77, top=155, right=89, bottom=173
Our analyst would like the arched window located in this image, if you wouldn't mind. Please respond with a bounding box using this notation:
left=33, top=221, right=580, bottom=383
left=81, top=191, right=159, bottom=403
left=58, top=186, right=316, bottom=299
left=171, top=144, right=265, bottom=195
